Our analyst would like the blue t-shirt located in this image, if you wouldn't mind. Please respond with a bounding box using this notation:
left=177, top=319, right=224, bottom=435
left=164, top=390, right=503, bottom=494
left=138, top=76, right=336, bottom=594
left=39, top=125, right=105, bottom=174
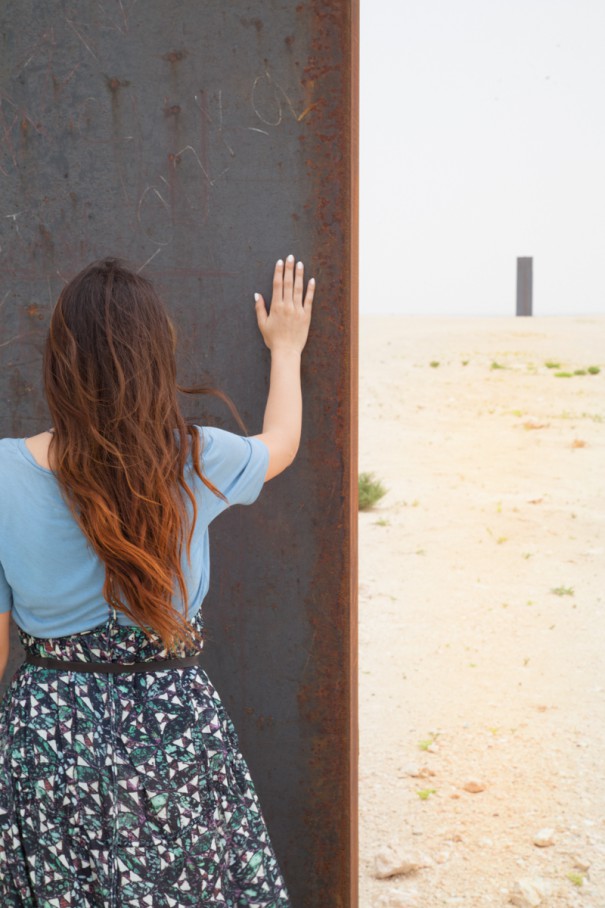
left=0, top=427, right=269, bottom=638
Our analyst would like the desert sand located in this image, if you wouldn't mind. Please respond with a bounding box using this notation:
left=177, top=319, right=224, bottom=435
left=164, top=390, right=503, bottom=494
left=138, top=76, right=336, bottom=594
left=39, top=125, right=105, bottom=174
left=358, top=316, right=605, bottom=907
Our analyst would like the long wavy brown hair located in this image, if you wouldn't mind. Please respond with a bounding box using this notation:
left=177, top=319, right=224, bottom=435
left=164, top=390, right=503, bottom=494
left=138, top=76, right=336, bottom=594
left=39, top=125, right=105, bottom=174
left=43, top=257, right=247, bottom=655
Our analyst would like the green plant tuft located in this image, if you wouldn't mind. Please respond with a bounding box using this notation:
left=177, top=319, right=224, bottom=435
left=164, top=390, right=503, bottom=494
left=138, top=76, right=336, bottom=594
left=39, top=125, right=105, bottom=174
left=418, top=739, right=432, bottom=751
left=358, top=472, right=388, bottom=511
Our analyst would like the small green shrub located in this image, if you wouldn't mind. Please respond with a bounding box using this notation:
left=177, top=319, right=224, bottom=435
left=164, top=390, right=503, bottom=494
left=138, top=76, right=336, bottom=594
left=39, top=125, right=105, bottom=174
left=554, top=371, right=573, bottom=378
left=418, top=732, right=440, bottom=750
left=551, top=585, right=574, bottom=596
left=545, top=361, right=560, bottom=369
left=358, top=472, right=388, bottom=511
left=587, top=365, right=600, bottom=375
left=429, top=360, right=440, bottom=368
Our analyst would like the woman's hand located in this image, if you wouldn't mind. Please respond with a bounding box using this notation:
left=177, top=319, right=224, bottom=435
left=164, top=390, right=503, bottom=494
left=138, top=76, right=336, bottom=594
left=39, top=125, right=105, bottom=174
left=255, top=255, right=315, bottom=354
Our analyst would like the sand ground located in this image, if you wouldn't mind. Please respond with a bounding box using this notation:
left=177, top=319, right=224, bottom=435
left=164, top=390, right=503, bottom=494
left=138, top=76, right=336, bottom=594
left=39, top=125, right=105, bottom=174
left=358, top=316, right=605, bottom=907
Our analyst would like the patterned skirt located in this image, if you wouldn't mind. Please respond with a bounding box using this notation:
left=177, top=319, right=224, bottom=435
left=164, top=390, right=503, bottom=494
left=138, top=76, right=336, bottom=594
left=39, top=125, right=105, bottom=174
left=0, top=606, right=291, bottom=907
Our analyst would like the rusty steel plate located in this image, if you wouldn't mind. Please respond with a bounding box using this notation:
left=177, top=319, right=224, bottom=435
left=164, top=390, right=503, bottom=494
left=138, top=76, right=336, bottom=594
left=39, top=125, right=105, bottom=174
left=0, top=1, right=359, bottom=903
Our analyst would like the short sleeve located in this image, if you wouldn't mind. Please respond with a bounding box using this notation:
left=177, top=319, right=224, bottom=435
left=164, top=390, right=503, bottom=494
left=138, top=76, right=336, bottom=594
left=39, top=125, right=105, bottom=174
left=196, top=426, right=270, bottom=519
left=0, top=558, right=12, bottom=614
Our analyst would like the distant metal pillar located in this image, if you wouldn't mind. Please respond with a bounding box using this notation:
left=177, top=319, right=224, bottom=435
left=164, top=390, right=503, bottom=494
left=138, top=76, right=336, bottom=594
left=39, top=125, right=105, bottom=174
left=516, top=257, right=533, bottom=316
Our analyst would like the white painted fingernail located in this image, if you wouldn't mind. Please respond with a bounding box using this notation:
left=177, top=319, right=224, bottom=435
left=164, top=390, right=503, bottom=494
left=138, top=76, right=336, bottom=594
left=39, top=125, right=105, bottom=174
left=254, top=293, right=260, bottom=301
left=277, top=259, right=283, bottom=266
left=287, top=254, right=294, bottom=262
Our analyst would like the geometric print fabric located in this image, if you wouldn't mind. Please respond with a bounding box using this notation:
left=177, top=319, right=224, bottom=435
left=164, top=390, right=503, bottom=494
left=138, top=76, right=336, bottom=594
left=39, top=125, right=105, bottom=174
left=0, top=607, right=291, bottom=906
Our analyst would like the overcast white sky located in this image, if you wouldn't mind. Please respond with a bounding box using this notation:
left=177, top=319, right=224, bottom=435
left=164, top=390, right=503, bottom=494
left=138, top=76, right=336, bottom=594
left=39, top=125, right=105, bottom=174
left=360, top=0, right=605, bottom=315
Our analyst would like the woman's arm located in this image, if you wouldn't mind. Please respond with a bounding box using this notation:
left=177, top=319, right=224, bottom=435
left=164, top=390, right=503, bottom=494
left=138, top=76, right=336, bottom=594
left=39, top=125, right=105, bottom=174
left=253, top=347, right=302, bottom=481
left=252, top=254, right=314, bottom=481
left=0, top=612, right=10, bottom=682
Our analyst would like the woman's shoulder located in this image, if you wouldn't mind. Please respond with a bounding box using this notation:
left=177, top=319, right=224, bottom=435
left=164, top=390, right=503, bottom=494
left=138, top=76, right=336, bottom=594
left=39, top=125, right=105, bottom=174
left=23, top=431, right=55, bottom=470
left=192, top=424, right=235, bottom=463
left=0, top=432, right=56, bottom=472
left=194, top=424, right=256, bottom=456
left=0, top=436, right=20, bottom=461
left=192, top=425, right=266, bottom=476
left=190, top=425, right=268, bottom=508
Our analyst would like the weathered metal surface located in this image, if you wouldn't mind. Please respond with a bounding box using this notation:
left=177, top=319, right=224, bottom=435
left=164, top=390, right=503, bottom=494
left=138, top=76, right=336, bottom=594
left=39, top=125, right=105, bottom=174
left=0, top=1, right=358, bottom=904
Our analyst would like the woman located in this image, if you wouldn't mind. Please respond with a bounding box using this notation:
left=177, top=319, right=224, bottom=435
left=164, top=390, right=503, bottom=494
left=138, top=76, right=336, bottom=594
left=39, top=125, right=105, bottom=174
left=0, top=253, right=314, bottom=905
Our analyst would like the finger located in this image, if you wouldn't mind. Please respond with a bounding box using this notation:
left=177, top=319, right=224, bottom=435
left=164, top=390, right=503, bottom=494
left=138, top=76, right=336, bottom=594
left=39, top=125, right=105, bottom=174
left=303, top=277, right=315, bottom=309
left=273, top=259, right=284, bottom=300
left=254, top=293, right=267, bottom=327
left=293, top=260, right=304, bottom=307
left=284, top=254, right=294, bottom=302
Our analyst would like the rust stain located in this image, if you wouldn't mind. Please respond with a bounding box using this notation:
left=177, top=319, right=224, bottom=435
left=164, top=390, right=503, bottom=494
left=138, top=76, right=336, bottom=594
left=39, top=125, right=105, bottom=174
left=38, top=223, right=54, bottom=253
left=294, top=0, right=360, bottom=903
left=256, top=714, right=275, bottom=732
left=26, top=304, right=44, bottom=320
left=239, top=17, right=263, bottom=33
left=163, top=104, right=181, bottom=117
left=162, top=49, right=189, bottom=64
left=105, top=76, right=131, bottom=94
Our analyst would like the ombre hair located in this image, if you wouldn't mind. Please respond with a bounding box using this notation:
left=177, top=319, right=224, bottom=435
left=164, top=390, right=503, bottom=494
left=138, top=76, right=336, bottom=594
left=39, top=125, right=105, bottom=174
left=43, top=257, right=246, bottom=654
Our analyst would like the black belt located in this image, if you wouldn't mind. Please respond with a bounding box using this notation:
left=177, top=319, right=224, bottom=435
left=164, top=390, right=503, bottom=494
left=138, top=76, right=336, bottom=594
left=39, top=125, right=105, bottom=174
left=23, top=651, right=205, bottom=674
